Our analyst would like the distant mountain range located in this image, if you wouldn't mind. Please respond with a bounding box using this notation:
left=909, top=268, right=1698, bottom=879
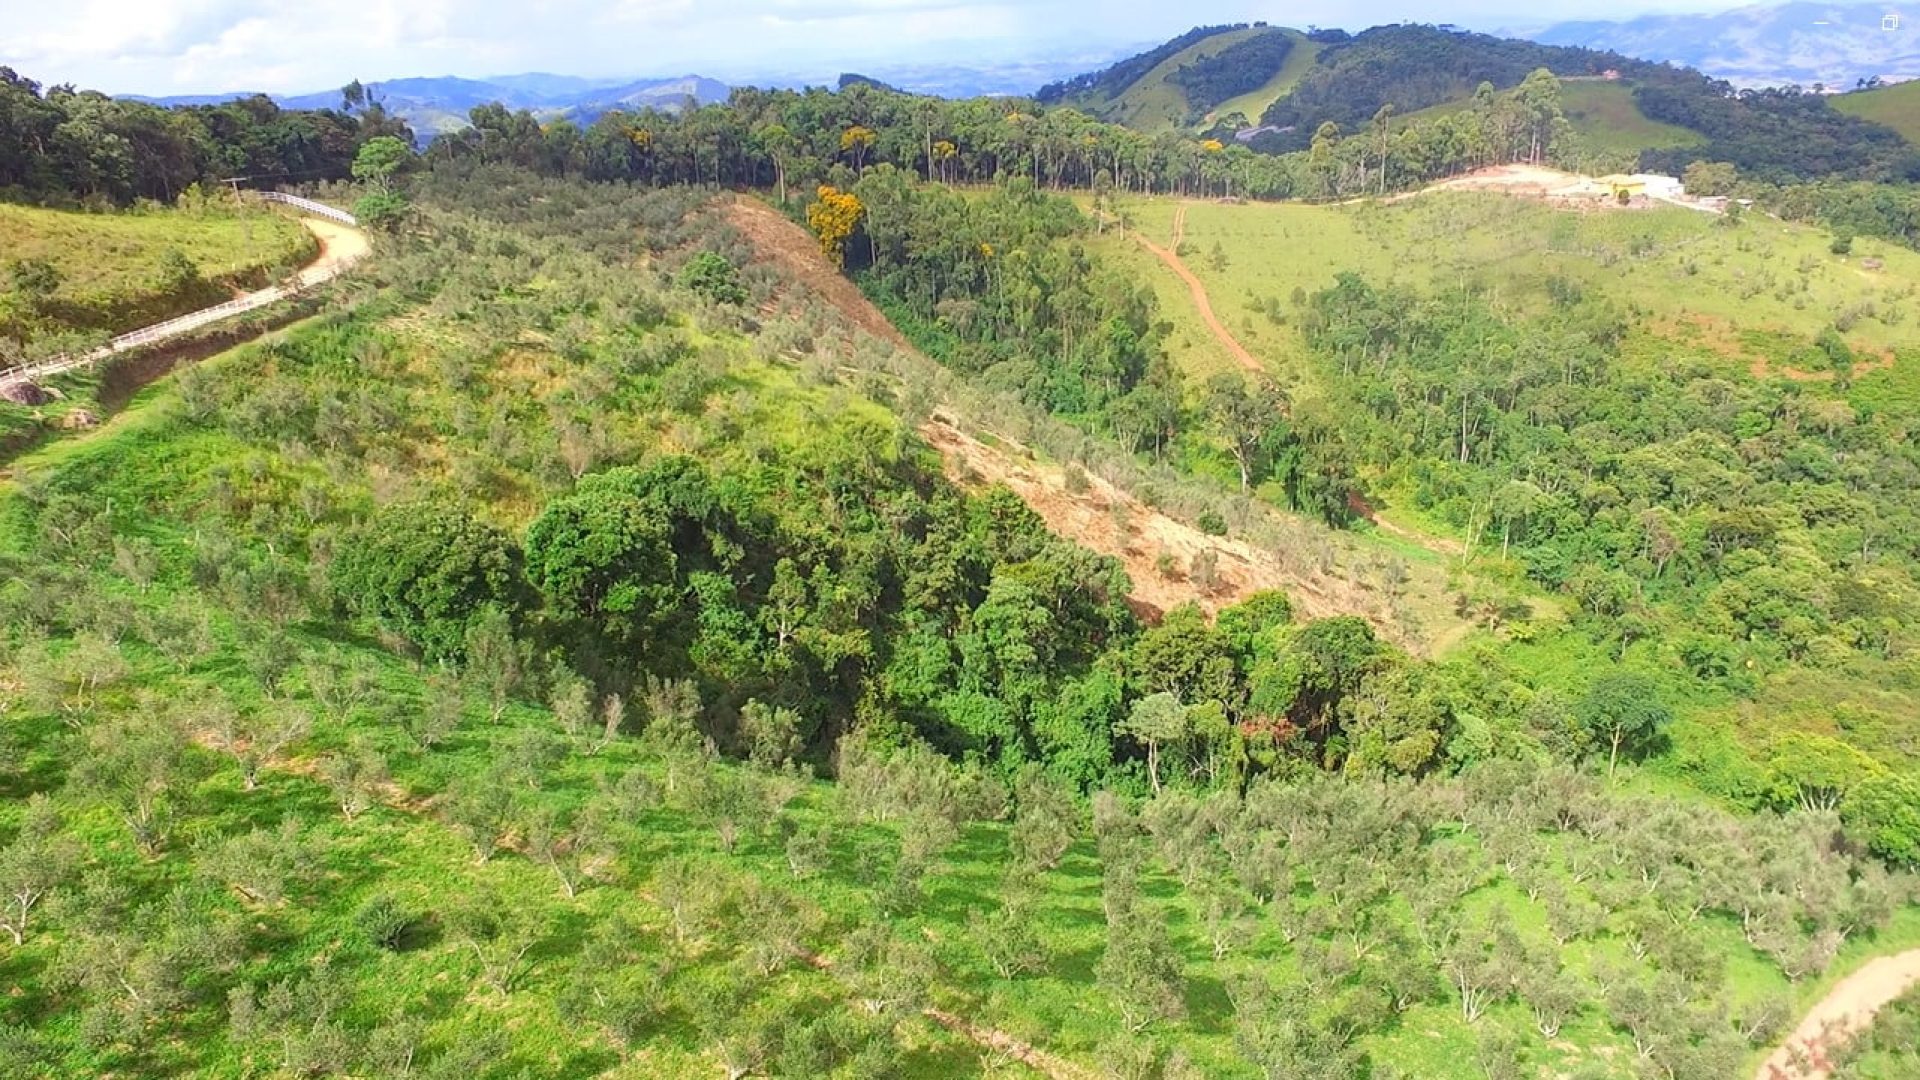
left=131, top=73, right=732, bottom=139
left=120, top=47, right=1137, bottom=141
left=1526, top=1, right=1920, bottom=88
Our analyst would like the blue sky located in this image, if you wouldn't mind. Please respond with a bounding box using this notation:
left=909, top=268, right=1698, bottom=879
left=4, top=0, right=1746, bottom=96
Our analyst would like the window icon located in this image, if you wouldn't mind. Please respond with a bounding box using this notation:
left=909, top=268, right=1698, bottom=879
left=1886, top=11, right=1902, bottom=30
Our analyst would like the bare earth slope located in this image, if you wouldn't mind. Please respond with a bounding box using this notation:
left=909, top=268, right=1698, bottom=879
left=1759, top=948, right=1920, bottom=1080
left=722, top=195, right=1421, bottom=641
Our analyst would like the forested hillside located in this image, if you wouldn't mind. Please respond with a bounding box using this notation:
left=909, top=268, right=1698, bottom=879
left=3, top=161, right=1918, bottom=1080
left=1036, top=25, right=1252, bottom=106
left=0, top=68, right=409, bottom=204
left=3, top=33, right=1920, bottom=1079
left=1256, top=25, right=1626, bottom=146
left=1166, top=29, right=1297, bottom=117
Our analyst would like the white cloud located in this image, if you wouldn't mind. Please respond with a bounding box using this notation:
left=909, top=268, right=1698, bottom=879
left=0, top=0, right=1771, bottom=96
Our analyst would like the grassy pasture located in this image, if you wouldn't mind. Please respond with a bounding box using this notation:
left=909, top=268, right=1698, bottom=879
left=1558, top=80, right=1706, bottom=155
left=1394, top=79, right=1704, bottom=158
left=1833, top=79, right=1920, bottom=145
left=0, top=198, right=314, bottom=337
left=1099, top=191, right=1920, bottom=399
left=1201, top=31, right=1322, bottom=128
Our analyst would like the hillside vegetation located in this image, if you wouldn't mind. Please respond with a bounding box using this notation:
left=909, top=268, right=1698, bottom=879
left=1040, top=25, right=1282, bottom=133
left=1392, top=79, right=1703, bottom=163
left=0, top=196, right=315, bottom=354
left=1104, top=190, right=1920, bottom=375
left=5, top=38, right=1920, bottom=1080
left=2, top=169, right=1917, bottom=1080
left=1200, top=31, right=1320, bottom=129
left=1256, top=25, right=1627, bottom=148
left=1834, top=79, right=1920, bottom=146
left=1557, top=80, right=1705, bottom=156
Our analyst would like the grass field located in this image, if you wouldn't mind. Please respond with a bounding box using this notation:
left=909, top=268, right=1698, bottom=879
left=1833, top=79, right=1920, bottom=145
left=1200, top=31, right=1321, bottom=129
left=1071, top=27, right=1274, bottom=134
left=1395, top=79, right=1703, bottom=158
left=0, top=198, right=314, bottom=339
left=1100, top=190, right=1920, bottom=396
left=1559, top=80, right=1706, bottom=155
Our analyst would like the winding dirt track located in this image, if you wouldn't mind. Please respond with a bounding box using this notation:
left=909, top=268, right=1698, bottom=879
left=294, top=217, right=370, bottom=284
left=4, top=215, right=366, bottom=384
left=1129, top=205, right=1262, bottom=374
left=1127, top=202, right=1466, bottom=560
left=1758, top=949, right=1920, bottom=1080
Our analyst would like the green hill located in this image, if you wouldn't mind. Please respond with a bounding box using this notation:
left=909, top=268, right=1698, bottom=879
left=1395, top=77, right=1705, bottom=158
left=8, top=168, right=1920, bottom=1080
left=0, top=199, right=314, bottom=349
left=1257, top=24, right=1630, bottom=146
left=1834, top=79, right=1920, bottom=144
left=1040, top=24, right=1295, bottom=133
left=1558, top=78, right=1706, bottom=154
left=1199, top=30, right=1321, bottom=129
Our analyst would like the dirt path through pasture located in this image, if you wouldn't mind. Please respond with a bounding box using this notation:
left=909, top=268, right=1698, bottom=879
left=1758, top=948, right=1920, bottom=1079
left=1129, top=204, right=1263, bottom=375
left=1127, top=202, right=1466, bottom=561
left=723, top=195, right=1422, bottom=643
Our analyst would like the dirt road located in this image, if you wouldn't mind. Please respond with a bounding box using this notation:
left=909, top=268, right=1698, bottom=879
left=294, top=216, right=371, bottom=285
left=723, top=195, right=1418, bottom=642
left=1758, top=948, right=1920, bottom=1079
left=4, top=215, right=367, bottom=384
left=921, top=416, right=1402, bottom=630
left=1129, top=205, right=1263, bottom=375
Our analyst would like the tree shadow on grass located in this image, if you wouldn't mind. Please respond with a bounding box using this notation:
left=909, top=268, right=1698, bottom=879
left=918, top=879, right=998, bottom=925
left=1050, top=943, right=1102, bottom=985
left=1183, top=971, right=1235, bottom=1036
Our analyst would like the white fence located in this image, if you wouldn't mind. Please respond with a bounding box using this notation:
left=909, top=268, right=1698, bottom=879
left=0, top=191, right=359, bottom=384
left=253, top=190, right=359, bottom=226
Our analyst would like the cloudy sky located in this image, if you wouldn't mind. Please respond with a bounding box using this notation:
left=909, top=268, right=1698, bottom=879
left=7, top=0, right=1742, bottom=96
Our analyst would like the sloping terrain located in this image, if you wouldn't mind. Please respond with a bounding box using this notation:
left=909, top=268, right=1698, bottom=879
left=1759, top=948, right=1920, bottom=1079
left=1559, top=78, right=1709, bottom=153
left=1201, top=30, right=1321, bottom=127
left=1834, top=77, right=1920, bottom=143
left=1048, top=26, right=1278, bottom=133
left=1256, top=24, right=1628, bottom=147
left=1392, top=78, right=1704, bottom=156
left=1102, top=190, right=1920, bottom=380
left=0, top=201, right=315, bottom=340
left=720, top=195, right=1434, bottom=646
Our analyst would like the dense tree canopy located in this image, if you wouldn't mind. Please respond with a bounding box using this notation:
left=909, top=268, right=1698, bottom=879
left=0, top=68, right=411, bottom=204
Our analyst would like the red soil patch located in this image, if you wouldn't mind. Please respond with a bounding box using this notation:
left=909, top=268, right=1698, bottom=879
left=1757, top=948, right=1920, bottom=1080
left=720, top=195, right=1414, bottom=642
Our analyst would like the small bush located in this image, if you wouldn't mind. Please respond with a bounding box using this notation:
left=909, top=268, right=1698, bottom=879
left=679, top=251, right=748, bottom=306
left=1197, top=510, right=1228, bottom=536
left=354, top=892, right=418, bottom=950
left=353, top=191, right=410, bottom=232
left=1830, top=232, right=1854, bottom=256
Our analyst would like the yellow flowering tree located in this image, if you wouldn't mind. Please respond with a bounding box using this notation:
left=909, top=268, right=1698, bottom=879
left=806, top=185, right=864, bottom=267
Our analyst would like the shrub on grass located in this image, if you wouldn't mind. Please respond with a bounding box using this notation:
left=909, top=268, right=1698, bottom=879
left=354, top=892, right=418, bottom=950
